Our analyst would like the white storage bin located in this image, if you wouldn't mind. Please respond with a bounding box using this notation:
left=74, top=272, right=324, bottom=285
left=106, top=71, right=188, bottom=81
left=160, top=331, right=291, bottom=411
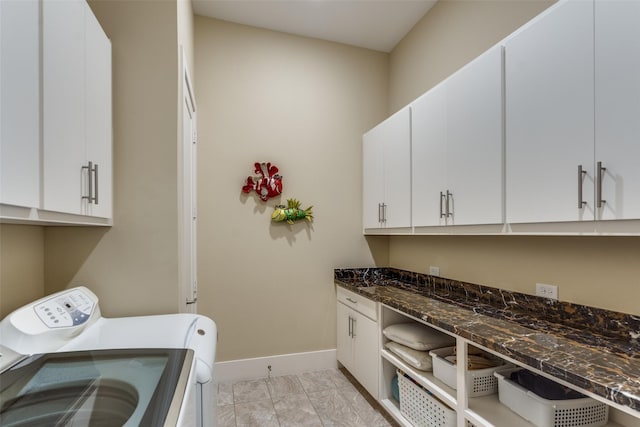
left=429, top=346, right=504, bottom=397
left=494, top=367, right=609, bottom=427
left=397, top=370, right=456, bottom=427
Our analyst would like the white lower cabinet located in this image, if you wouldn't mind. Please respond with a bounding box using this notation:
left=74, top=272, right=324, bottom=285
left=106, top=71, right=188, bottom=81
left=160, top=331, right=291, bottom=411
left=336, top=293, right=636, bottom=427
left=336, top=288, right=379, bottom=399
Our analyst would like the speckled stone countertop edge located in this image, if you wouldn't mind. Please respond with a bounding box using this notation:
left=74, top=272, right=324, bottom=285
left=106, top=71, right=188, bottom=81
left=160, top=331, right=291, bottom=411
left=334, top=270, right=640, bottom=414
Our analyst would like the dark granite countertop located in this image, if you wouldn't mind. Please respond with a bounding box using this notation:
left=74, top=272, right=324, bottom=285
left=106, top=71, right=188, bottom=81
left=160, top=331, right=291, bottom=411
left=334, top=268, right=640, bottom=415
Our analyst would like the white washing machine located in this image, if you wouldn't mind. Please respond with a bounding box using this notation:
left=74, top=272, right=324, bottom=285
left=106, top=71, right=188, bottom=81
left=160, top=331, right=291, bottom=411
left=0, top=286, right=217, bottom=427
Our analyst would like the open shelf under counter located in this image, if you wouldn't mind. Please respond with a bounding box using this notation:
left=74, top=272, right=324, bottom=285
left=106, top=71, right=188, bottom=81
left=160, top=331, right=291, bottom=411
left=380, top=397, right=413, bottom=427
left=381, top=348, right=458, bottom=410
left=467, top=394, right=627, bottom=427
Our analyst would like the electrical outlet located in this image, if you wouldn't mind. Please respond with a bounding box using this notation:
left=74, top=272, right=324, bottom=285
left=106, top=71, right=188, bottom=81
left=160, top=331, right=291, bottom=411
left=536, top=283, right=558, bottom=300
left=429, top=266, right=440, bottom=276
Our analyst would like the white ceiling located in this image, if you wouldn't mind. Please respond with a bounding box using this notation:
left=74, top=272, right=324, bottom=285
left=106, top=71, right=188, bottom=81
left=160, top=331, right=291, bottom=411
left=192, top=0, right=438, bottom=53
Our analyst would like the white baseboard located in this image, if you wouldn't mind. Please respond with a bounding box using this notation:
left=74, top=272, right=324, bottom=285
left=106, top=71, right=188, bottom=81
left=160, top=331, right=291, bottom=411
left=214, top=348, right=338, bottom=383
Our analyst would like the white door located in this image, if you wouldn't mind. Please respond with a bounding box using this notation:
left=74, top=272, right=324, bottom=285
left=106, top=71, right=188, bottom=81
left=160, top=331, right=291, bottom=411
left=595, top=0, right=640, bottom=220
left=446, top=45, right=503, bottom=226
left=411, top=84, right=448, bottom=227
left=84, top=3, right=112, bottom=218
left=382, top=107, right=411, bottom=228
left=504, top=1, right=594, bottom=223
left=181, top=57, right=198, bottom=312
left=42, top=0, right=86, bottom=215
left=0, top=0, right=40, bottom=208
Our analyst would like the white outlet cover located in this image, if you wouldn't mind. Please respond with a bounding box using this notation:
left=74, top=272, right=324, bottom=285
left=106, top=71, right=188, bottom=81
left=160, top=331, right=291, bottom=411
left=536, top=283, right=558, bottom=300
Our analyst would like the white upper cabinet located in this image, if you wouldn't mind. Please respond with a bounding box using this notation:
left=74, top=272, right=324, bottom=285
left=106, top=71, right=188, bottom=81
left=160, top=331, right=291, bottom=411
left=413, top=45, right=503, bottom=227
left=363, top=107, right=411, bottom=230
left=505, top=0, right=595, bottom=224
left=42, top=0, right=112, bottom=219
left=0, top=0, right=40, bottom=208
left=594, top=0, right=640, bottom=221
left=42, top=0, right=87, bottom=215
left=412, top=84, right=448, bottom=227
left=84, top=5, right=112, bottom=219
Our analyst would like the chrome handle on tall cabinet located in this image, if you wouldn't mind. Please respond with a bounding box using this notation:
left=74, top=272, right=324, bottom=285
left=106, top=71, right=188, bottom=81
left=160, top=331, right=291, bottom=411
left=378, top=203, right=383, bottom=223
left=578, top=165, right=587, bottom=208
left=348, top=316, right=352, bottom=337
left=440, top=192, right=445, bottom=218
left=597, top=161, right=606, bottom=208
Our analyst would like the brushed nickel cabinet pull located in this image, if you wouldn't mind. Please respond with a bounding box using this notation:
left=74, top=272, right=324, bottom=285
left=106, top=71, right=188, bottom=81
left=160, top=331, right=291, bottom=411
left=346, top=297, right=357, bottom=304
left=82, top=161, right=93, bottom=203
left=446, top=190, right=453, bottom=218
left=440, top=191, right=445, bottom=218
left=578, top=165, right=587, bottom=208
left=93, top=163, right=99, bottom=204
left=82, top=161, right=99, bottom=204
left=597, top=161, right=606, bottom=208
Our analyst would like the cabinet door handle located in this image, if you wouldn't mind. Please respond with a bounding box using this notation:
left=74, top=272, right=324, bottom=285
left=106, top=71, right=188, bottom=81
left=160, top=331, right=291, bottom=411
left=377, top=203, right=383, bottom=223
left=351, top=317, right=356, bottom=338
left=82, top=162, right=99, bottom=205
left=93, top=163, right=99, bottom=205
left=348, top=316, right=352, bottom=337
left=446, top=190, right=453, bottom=217
left=82, top=161, right=93, bottom=203
left=346, top=297, right=358, bottom=304
left=597, top=161, right=606, bottom=208
left=578, top=165, right=587, bottom=208
left=440, top=191, right=446, bottom=218
left=382, top=203, right=387, bottom=223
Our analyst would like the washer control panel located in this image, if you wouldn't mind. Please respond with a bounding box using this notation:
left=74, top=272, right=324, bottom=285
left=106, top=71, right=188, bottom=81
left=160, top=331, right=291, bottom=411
left=34, top=289, right=95, bottom=328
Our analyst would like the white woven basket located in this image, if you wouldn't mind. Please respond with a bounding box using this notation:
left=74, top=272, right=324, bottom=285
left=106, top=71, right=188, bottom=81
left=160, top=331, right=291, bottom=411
left=495, top=367, right=609, bottom=427
left=430, top=346, right=504, bottom=397
left=398, top=370, right=456, bottom=427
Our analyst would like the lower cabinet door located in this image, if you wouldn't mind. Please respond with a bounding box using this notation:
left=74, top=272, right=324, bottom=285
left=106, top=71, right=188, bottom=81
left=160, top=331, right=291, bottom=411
left=352, top=310, right=379, bottom=399
left=336, top=301, right=379, bottom=399
left=336, top=302, right=354, bottom=372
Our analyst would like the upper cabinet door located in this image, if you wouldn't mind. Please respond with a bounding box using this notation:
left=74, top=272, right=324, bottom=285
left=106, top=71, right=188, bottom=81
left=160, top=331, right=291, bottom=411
left=362, top=107, right=411, bottom=230
left=84, top=4, right=112, bottom=219
left=505, top=1, right=595, bottom=224
left=382, top=107, right=411, bottom=228
left=42, top=0, right=86, bottom=215
left=363, top=126, right=385, bottom=229
left=0, top=0, right=40, bottom=208
left=595, top=0, right=640, bottom=220
left=412, top=85, right=448, bottom=227
left=446, top=45, right=504, bottom=226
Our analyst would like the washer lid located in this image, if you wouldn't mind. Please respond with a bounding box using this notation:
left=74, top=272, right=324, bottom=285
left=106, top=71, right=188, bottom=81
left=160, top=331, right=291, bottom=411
left=0, top=348, right=194, bottom=427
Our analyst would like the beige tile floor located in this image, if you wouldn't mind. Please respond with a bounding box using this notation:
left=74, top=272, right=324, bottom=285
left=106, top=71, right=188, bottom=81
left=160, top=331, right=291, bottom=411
left=216, top=368, right=399, bottom=427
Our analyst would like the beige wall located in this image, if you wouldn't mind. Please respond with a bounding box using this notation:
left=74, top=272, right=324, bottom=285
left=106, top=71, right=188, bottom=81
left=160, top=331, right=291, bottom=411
left=0, top=225, right=45, bottom=318
left=390, top=0, right=554, bottom=112
left=43, top=0, right=181, bottom=317
left=194, top=17, right=388, bottom=361
left=387, top=0, right=640, bottom=316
